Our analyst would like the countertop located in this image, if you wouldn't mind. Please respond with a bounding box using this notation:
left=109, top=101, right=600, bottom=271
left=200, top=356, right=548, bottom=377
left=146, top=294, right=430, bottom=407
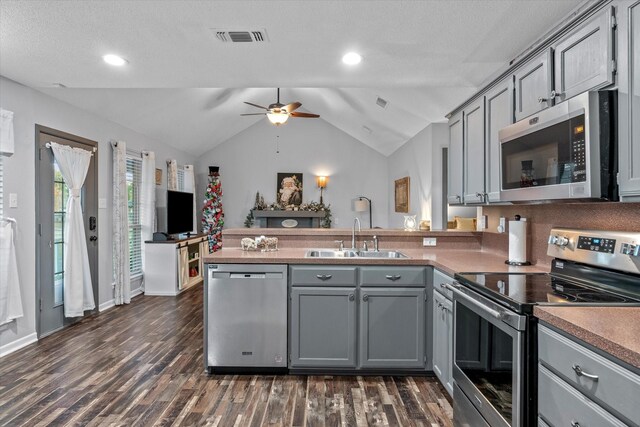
left=222, top=228, right=480, bottom=237
left=202, top=247, right=544, bottom=276
left=535, top=306, right=640, bottom=370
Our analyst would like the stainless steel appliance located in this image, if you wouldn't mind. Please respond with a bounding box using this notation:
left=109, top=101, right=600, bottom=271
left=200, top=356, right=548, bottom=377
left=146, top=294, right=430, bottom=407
left=450, top=228, right=640, bottom=427
left=205, top=264, right=288, bottom=373
left=499, top=91, right=617, bottom=202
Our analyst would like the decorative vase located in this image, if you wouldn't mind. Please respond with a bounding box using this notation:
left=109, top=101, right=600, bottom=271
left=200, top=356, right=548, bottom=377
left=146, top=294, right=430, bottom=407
left=404, top=215, right=417, bottom=231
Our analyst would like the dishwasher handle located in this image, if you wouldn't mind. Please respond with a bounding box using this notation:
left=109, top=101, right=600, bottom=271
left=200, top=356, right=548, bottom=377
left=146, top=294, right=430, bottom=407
left=229, top=273, right=267, bottom=279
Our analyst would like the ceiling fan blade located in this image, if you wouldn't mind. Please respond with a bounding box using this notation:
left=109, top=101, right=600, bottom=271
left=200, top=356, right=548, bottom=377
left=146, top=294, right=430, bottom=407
left=240, top=113, right=267, bottom=116
left=244, top=101, right=269, bottom=110
left=290, top=112, right=320, bottom=118
left=282, top=102, right=302, bottom=113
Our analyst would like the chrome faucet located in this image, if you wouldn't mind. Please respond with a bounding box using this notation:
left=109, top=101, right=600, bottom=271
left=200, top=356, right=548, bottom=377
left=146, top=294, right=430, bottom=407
left=373, top=235, right=379, bottom=252
left=352, top=217, right=361, bottom=249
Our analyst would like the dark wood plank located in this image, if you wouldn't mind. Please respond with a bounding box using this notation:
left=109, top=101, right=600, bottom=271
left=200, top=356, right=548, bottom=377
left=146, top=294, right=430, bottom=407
left=0, top=286, right=454, bottom=427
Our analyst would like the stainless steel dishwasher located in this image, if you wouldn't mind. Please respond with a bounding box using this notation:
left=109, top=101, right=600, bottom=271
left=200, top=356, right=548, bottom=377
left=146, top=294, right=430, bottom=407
left=205, top=264, right=288, bottom=373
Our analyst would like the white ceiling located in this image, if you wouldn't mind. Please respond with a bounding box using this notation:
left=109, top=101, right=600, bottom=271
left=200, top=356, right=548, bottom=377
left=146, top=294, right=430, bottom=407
left=0, top=0, right=584, bottom=156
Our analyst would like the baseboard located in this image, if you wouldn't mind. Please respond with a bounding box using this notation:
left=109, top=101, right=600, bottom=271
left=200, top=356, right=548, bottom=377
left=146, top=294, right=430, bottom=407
left=143, top=290, right=179, bottom=296
left=0, top=332, right=38, bottom=358
left=99, top=299, right=115, bottom=312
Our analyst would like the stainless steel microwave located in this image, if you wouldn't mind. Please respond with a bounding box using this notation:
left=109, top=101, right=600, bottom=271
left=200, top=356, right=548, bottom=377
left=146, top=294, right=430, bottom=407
left=499, top=91, right=617, bottom=202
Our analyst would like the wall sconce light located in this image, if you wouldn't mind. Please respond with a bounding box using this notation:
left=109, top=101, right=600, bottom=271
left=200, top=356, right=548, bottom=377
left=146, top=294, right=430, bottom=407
left=316, top=176, right=328, bottom=205
left=355, top=196, right=372, bottom=228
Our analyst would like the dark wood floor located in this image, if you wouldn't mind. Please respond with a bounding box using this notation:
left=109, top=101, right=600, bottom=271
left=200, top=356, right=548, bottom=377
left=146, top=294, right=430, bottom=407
left=0, top=286, right=453, bottom=426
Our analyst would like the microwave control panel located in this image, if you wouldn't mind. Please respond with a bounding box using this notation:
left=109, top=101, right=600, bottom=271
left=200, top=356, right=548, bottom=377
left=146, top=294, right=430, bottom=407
left=570, top=118, right=586, bottom=182
left=577, top=236, right=616, bottom=254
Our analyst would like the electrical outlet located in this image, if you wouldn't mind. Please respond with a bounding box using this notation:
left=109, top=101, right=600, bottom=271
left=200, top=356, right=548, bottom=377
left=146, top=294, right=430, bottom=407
left=498, top=217, right=506, bottom=233
left=423, top=237, right=437, bottom=247
left=9, top=193, right=17, bottom=208
left=477, top=215, right=487, bottom=230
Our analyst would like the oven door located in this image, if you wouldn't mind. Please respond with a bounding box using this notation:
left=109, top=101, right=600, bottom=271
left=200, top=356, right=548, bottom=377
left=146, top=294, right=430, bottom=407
left=447, top=282, right=527, bottom=427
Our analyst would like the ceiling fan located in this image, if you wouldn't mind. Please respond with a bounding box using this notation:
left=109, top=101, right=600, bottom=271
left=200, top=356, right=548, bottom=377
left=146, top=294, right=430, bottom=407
left=241, top=88, right=320, bottom=126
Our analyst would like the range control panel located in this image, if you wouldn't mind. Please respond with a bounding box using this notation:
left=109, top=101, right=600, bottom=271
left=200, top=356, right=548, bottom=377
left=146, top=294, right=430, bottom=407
left=547, top=228, right=640, bottom=275
left=577, top=236, right=616, bottom=253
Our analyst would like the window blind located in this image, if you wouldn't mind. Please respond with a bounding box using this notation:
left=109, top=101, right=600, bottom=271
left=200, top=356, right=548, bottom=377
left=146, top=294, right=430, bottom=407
left=126, top=155, right=143, bottom=277
left=177, top=168, right=185, bottom=192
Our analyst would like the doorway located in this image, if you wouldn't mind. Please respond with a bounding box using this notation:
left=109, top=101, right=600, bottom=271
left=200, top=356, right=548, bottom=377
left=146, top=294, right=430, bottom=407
left=36, top=125, right=99, bottom=337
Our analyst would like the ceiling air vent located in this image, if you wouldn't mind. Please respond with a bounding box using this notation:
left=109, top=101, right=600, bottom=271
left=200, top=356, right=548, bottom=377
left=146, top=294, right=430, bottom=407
left=212, top=29, right=270, bottom=43
left=376, top=97, right=388, bottom=109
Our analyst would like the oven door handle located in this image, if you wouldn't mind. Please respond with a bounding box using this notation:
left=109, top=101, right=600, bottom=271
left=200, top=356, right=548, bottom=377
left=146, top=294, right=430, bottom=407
left=443, top=283, right=504, bottom=321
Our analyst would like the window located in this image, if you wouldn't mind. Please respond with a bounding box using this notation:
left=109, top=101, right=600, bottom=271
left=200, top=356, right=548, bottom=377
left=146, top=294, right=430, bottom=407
left=126, top=155, right=143, bottom=277
left=177, top=167, right=185, bottom=192
left=0, top=155, right=3, bottom=218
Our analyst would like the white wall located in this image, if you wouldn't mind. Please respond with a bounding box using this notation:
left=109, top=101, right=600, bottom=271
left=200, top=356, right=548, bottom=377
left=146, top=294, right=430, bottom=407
left=387, top=123, right=475, bottom=230
left=195, top=117, right=389, bottom=229
left=0, top=76, right=195, bottom=354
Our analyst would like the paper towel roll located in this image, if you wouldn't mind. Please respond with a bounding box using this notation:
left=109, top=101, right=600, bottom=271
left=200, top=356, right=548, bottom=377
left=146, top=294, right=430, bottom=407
left=508, top=220, right=527, bottom=263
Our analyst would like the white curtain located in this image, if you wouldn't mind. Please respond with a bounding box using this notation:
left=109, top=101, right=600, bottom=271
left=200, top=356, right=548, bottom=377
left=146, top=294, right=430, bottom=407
left=111, top=141, right=130, bottom=306
left=183, top=164, right=196, bottom=233
left=140, top=151, right=156, bottom=242
left=0, top=219, right=23, bottom=325
left=0, top=108, right=14, bottom=155
left=167, top=159, right=178, bottom=191
left=50, top=142, right=95, bottom=317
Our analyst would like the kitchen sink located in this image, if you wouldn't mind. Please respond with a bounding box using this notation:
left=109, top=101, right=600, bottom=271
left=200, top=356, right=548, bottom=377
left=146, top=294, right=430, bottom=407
left=305, top=249, right=358, bottom=258
left=357, top=250, right=408, bottom=258
left=305, top=249, right=408, bottom=258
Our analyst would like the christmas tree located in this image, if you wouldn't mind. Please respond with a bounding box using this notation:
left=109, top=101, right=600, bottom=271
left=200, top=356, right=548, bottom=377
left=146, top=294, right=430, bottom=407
left=202, top=167, right=224, bottom=252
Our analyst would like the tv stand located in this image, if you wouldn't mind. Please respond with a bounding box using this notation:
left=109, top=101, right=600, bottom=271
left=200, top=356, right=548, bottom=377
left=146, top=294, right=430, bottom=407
left=143, top=234, right=208, bottom=296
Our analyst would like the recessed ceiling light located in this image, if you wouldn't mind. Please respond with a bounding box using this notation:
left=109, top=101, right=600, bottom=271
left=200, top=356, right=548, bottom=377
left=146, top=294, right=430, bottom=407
left=342, top=52, right=362, bottom=65
left=102, top=54, right=128, bottom=66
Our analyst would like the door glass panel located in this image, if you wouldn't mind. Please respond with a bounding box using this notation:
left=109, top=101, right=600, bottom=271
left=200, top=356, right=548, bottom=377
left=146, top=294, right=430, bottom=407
left=455, top=303, right=514, bottom=424
left=502, top=113, right=586, bottom=189
left=53, top=161, right=66, bottom=307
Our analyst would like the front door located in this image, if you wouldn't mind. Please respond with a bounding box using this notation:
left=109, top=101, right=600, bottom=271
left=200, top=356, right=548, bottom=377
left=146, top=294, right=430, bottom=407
left=36, top=126, right=99, bottom=337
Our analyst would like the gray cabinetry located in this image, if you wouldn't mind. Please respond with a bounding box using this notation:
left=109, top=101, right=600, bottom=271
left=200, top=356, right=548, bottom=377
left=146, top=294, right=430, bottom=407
left=290, top=286, right=357, bottom=368
left=432, top=288, right=453, bottom=396
left=359, top=287, right=425, bottom=369
left=553, top=7, right=615, bottom=103
left=514, top=48, right=553, bottom=121
left=463, top=98, right=486, bottom=204
left=448, top=111, right=464, bottom=205
left=538, top=325, right=640, bottom=426
left=484, top=78, right=514, bottom=202
left=618, top=0, right=640, bottom=199
left=359, top=266, right=425, bottom=286
left=290, top=265, right=356, bottom=286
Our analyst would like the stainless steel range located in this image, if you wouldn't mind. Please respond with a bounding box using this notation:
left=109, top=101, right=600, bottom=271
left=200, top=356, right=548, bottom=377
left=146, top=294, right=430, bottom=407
left=449, top=228, right=640, bottom=427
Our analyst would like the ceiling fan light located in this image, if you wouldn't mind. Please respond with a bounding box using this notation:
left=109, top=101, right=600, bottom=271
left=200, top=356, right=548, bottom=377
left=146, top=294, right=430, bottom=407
left=267, top=111, right=289, bottom=125
left=342, top=52, right=362, bottom=65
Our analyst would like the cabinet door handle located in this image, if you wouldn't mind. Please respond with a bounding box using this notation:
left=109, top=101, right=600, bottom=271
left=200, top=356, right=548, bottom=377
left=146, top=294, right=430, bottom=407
left=538, top=96, right=548, bottom=104
left=551, top=90, right=563, bottom=99
left=385, top=275, right=401, bottom=281
left=362, top=294, right=369, bottom=302
left=348, top=293, right=355, bottom=301
left=316, top=274, right=332, bottom=281
left=571, top=421, right=581, bottom=427
left=572, top=364, right=599, bottom=381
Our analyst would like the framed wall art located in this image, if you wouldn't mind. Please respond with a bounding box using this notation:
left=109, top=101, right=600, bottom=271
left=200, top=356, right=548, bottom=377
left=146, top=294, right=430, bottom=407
left=394, top=176, right=410, bottom=213
left=276, top=173, right=303, bottom=206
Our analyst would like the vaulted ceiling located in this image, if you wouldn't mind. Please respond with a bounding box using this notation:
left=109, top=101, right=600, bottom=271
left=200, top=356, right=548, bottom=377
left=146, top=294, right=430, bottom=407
left=0, top=0, right=583, bottom=156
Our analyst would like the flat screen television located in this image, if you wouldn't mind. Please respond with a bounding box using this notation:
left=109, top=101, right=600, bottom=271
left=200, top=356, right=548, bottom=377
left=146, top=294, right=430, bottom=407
left=167, top=190, right=194, bottom=235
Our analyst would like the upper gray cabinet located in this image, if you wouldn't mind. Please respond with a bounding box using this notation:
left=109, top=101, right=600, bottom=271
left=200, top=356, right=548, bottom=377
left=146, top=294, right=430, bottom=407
left=618, top=0, right=640, bottom=199
left=514, top=48, right=553, bottom=121
left=463, top=98, right=486, bottom=204
left=485, top=78, right=514, bottom=202
left=448, top=111, right=464, bottom=205
left=553, top=7, right=615, bottom=103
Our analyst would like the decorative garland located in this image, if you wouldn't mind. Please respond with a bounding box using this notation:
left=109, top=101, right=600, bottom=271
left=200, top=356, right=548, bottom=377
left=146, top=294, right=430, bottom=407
left=244, top=198, right=332, bottom=228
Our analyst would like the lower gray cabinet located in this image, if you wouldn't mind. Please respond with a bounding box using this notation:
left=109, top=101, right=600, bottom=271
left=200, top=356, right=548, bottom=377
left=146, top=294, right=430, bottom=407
left=290, top=287, right=357, bottom=368
left=359, top=287, right=426, bottom=369
left=432, top=290, right=453, bottom=396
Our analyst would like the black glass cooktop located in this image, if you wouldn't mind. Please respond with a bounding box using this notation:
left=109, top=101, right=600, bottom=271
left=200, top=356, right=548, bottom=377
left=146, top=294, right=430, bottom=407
left=454, top=272, right=640, bottom=314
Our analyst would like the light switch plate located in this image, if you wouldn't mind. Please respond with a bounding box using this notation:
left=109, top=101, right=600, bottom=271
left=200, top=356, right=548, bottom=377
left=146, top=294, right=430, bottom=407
left=9, top=193, right=17, bottom=208
left=99, top=198, right=107, bottom=209
left=423, top=237, right=437, bottom=247
left=498, top=217, right=506, bottom=233
left=477, top=215, right=487, bottom=230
